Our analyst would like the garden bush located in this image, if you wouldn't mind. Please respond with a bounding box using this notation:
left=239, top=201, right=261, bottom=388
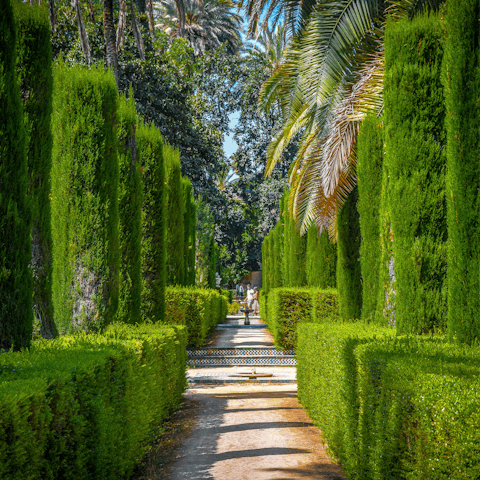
left=15, top=2, right=54, bottom=338
left=51, top=63, right=119, bottom=334
left=0, top=323, right=187, bottom=479
left=384, top=12, right=447, bottom=334
left=117, top=93, right=143, bottom=325
left=182, top=177, right=196, bottom=286
left=442, top=0, right=480, bottom=344
left=306, top=226, right=337, bottom=289
left=0, top=0, right=32, bottom=351
left=137, top=121, right=165, bottom=323
left=297, top=323, right=480, bottom=479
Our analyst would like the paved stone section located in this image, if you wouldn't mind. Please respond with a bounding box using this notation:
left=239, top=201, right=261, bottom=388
left=187, top=367, right=296, bottom=384
left=170, top=385, right=347, bottom=479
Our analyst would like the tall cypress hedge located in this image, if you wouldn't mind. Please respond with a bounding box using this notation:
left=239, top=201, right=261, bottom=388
left=261, top=233, right=270, bottom=293
left=182, top=177, right=196, bottom=286
left=0, top=0, right=32, bottom=350
left=272, top=222, right=283, bottom=288
left=357, top=114, right=384, bottom=322
left=14, top=3, right=54, bottom=338
left=384, top=13, right=447, bottom=334
left=442, top=0, right=480, bottom=344
left=336, top=187, right=362, bottom=320
left=164, top=143, right=185, bottom=286
left=117, top=94, right=143, bottom=325
left=137, top=122, right=165, bottom=323
left=306, top=226, right=336, bottom=289
left=51, top=64, right=119, bottom=334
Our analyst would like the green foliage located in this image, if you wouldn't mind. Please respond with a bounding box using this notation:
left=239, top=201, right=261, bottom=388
left=442, top=0, right=480, bottom=344
left=337, top=187, right=362, bottom=320
left=195, top=198, right=216, bottom=287
left=0, top=0, right=32, bottom=351
left=262, top=287, right=339, bottom=350
left=384, top=13, right=447, bottom=334
left=164, top=143, right=185, bottom=285
left=306, top=226, right=337, bottom=288
left=0, top=323, right=187, bottom=479
left=137, top=122, right=166, bottom=323
left=272, top=221, right=284, bottom=288
left=117, top=94, right=143, bottom=325
left=14, top=2, right=54, bottom=339
left=207, top=229, right=217, bottom=288
left=164, top=286, right=227, bottom=346
left=357, top=114, right=384, bottom=323
left=182, top=177, right=196, bottom=285
left=51, top=63, right=119, bottom=335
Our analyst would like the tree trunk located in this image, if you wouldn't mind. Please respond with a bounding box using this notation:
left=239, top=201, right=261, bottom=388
left=48, top=0, right=56, bottom=31
left=103, top=0, right=118, bottom=84
left=116, top=0, right=127, bottom=52
left=73, top=0, right=91, bottom=64
left=146, top=0, right=156, bottom=40
left=130, top=0, right=145, bottom=60
left=174, top=0, right=186, bottom=37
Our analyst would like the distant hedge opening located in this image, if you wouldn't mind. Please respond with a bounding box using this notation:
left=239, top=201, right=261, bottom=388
left=0, top=0, right=32, bottom=350
left=384, top=12, right=447, bottom=334
left=51, top=64, right=119, bottom=334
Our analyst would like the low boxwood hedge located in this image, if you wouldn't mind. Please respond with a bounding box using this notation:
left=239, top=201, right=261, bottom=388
left=165, top=286, right=228, bottom=346
left=261, top=287, right=339, bottom=350
left=0, top=323, right=187, bottom=480
left=297, top=323, right=480, bottom=479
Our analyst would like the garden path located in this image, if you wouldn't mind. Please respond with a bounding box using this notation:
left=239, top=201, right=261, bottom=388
left=168, top=315, right=347, bottom=479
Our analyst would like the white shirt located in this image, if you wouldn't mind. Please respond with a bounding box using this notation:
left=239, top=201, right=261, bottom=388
left=246, top=288, right=254, bottom=302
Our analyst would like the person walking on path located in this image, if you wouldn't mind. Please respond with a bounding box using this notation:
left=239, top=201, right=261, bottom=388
left=252, top=287, right=260, bottom=315
left=238, top=284, right=244, bottom=299
left=246, top=284, right=254, bottom=310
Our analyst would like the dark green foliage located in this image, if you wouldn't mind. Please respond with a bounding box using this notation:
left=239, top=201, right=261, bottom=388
left=442, top=0, right=480, bottom=344
left=262, top=287, right=339, bottom=350
left=137, top=122, right=165, bottom=323
left=164, top=143, right=185, bottom=286
left=0, top=0, right=32, bottom=351
left=182, top=178, right=196, bottom=285
left=14, top=2, right=54, bottom=339
left=384, top=13, right=447, bottom=334
left=306, top=226, right=337, bottom=288
left=0, top=323, right=187, bottom=479
left=337, top=187, right=362, bottom=320
left=51, top=64, right=119, bottom=335
left=357, top=114, right=384, bottom=323
left=117, top=94, right=143, bottom=325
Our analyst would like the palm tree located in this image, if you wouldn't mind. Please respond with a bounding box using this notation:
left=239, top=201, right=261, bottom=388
left=154, top=0, right=242, bottom=55
left=247, top=0, right=443, bottom=235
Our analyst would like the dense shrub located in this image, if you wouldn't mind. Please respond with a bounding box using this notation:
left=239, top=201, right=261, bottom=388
left=51, top=64, right=119, bottom=334
left=182, top=177, right=196, bottom=286
left=306, top=226, right=337, bottom=288
left=117, top=94, right=143, bottom=325
left=165, top=286, right=227, bottom=346
left=15, top=2, right=54, bottom=338
left=442, top=0, right=480, bottom=344
left=137, top=122, right=165, bottom=323
left=357, top=114, right=383, bottom=323
left=0, top=324, right=187, bottom=479
left=262, top=287, right=339, bottom=350
left=297, top=323, right=480, bottom=480
left=384, top=13, right=447, bottom=334
left=0, top=0, right=32, bottom=351
left=272, top=221, right=284, bottom=288
left=337, top=187, right=362, bottom=320
left=164, top=143, right=185, bottom=286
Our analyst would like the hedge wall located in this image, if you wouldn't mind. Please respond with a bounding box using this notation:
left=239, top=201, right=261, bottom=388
left=137, top=122, right=165, bottom=323
left=182, top=177, right=196, bottom=286
left=15, top=2, right=54, bottom=338
left=442, top=0, right=480, bottom=344
left=164, top=143, right=185, bottom=286
left=297, top=323, right=479, bottom=479
left=51, top=64, right=119, bottom=334
left=306, top=226, right=336, bottom=289
left=117, top=94, right=143, bottom=325
left=272, top=221, right=283, bottom=288
left=337, top=187, right=362, bottom=320
left=0, top=0, right=32, bottom=351
left=357, top=114, right=383, bottom=323
left=0, top=323, right=187, bottom=479
left=384, top=13, right=447, bottom=334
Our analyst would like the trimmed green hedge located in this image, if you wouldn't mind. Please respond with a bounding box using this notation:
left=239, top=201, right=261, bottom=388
left=442, top=0, right=480, bottom=344
left=306, top=226, right=337, bottom=288
left=297, top=323, right=480, bottom=479
left=357, top=114, right=383, bottom=323
left=261, top=287, right=339, bottom=350
left=0, top=0, right=32, bottom=351
left=182, top=177, right=196, bottom=286
left=15, top=2, right=54, bottom=338
left=165, top=286, right=228, bottom=346
left=117, top=94, right=143, bottom=325
left=384, top=12, right=447, bottom=334
left=0, top=323, right=187, bottom=479
left=51, top=63, right=119, bottom=334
